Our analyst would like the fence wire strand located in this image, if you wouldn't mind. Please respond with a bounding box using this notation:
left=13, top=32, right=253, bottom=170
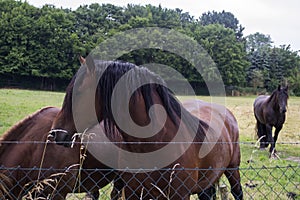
left=0, top=141, right=299, bottom=199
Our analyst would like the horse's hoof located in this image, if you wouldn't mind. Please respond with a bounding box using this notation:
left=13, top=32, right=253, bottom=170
left=270, top=155, right=278, bottom=159
left=245, top=182, right=258, bottom=188
left=269, top=153, right=279, bottom=159
left=287, top=192, right=297, bottom=199
left=259, top=147, right=266, bottom=151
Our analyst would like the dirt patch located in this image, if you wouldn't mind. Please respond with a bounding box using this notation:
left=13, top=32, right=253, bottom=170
left=285, top=156, right=300, bottom=163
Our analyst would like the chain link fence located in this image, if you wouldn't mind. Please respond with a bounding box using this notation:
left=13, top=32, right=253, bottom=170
left=0, top=142, right=299, bottom=200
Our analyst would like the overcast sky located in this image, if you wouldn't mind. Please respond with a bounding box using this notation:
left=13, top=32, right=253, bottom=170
left=26, top=0, right=300, bottom=51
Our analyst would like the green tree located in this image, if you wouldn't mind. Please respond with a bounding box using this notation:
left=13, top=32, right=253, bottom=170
left=194, top=24, right=249, bottom=86
left=268, top=45, right=300, bottom=91
left=0, top=1, right=39, bottom=75
left=200, top=10, right=245, bottom=39
left=245, top=32, right=273, bottom=52
left=72, top=3, right=125, bottom=52
left=246, top=33, right=300, bottom=93
left=0, top=1, right=81, bottom=81
left=29, top=5, right=80, bottom=79
left=3, top=1, right=298, bottom=94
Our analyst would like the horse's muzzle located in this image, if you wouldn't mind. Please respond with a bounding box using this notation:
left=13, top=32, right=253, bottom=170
left=48, top=129, right=72, bottom=147
left=280, top=107, right=287, bottom=113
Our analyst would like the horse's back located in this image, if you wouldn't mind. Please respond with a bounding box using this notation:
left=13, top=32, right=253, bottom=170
left=0, top=107, right=60, bottom=162
left=253, top=95, right=269, bottom=109
left=0, top=106, right=59, bottom=142
left=183, top=99, right=240, bottom=160
left=183, top=99, right=239, bottom=140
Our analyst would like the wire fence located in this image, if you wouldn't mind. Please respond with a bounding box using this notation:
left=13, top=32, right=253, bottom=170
left=0, top=142, right=299, bottom=200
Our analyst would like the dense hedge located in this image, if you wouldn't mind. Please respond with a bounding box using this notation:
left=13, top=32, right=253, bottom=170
left=0, top=0, right=299, bottom=94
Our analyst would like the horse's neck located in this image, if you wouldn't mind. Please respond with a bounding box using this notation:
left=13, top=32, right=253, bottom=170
left=128, top=93, right=151, bottom=127
left=267, top=93, right=279, bottom=109
left=120, top=92, right=177, bottom=150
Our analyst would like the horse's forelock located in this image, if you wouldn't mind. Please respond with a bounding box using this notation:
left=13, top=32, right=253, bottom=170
left=276, top=87, right=289, bottom=100
left=268, top=87, right=289, bottom=108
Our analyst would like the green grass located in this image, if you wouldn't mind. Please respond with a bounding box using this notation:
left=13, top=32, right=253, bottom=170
left=0, top=89, right=64, bottom=134
left=0, top=89, right=299, bottom=199
left=225, top=96, right=300, bottom=199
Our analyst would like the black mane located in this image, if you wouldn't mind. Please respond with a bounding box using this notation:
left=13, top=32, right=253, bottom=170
left=75, top=60, right=208, bottom=141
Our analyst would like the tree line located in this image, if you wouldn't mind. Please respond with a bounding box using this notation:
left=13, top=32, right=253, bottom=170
left=0, top=0, right=299, bottom=94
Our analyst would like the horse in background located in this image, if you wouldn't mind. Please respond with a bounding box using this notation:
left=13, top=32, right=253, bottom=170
left=0, top=107, right=119, bottom=199
left=253, top=85, right=288, bottom=156
left=50, top=56, right=243, bottom=199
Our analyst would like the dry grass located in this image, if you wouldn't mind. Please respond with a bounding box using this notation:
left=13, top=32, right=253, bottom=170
left=0, top=173, right=13, bottom=199
left=222, top=96, right=300, bottom=142
left=149, top=163, right=180, bottom=199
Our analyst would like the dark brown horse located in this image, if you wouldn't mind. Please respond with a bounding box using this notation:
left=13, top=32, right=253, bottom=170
left=0, top=107, right=119, bottom=199
left=50, top=56, right=243, bottom=199
left=253, top=85, right=288, bottom=156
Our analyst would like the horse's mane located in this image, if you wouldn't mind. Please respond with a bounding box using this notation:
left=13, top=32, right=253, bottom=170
left=76, top=60, right=208, bottom=141
left=0, top=107, right=56, bottom=155
left=267, top=89, right=279, bottom=103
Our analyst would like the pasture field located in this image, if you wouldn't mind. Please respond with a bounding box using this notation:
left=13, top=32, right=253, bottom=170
left=0, top=89, right=63, bottom=134
left=0, top=89, right=299, bottom=199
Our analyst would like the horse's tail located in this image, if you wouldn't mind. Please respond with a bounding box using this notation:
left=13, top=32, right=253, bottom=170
left=254, top=116, right=269, bottom=149
left=254, top=114, right=263, bottom=139
left=255, top=117, right=259, bottom=138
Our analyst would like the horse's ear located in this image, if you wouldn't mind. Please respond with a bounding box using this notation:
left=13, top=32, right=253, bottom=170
left=277, top=85, right=281, bottom=91
left=284, top=85, right=289, bottom=91
left=79, top=55, right=86, bottom=65
left=85, top=55, right=95, bottom=75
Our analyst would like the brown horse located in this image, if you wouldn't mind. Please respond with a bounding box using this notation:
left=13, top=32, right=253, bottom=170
left=0, top=107, right=119, bottom=199
left=50, top=57, right=243, bottom=199
left=253, top=85, right=288, bottom=156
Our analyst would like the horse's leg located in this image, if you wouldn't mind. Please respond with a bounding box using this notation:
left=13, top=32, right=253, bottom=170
left=261, top=124, right=269, bottom=148
left=197, top=185, right=216, bottom=200
left=272, top=125, right=282, bottom=154
left=265, top=124, right=275, bottom=155
left=111, top=178, right=124, bottom=200
left=256, top=120, right=267, bottom=149
left=224, top=170, right=243, bottom=200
